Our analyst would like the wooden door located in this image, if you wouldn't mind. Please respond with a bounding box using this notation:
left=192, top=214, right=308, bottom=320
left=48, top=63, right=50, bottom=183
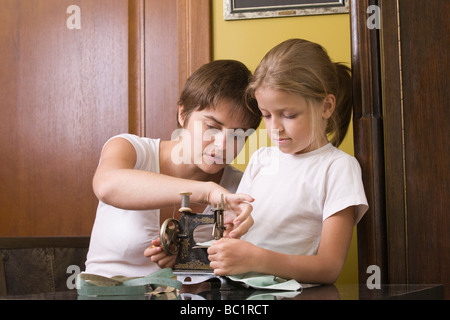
left=0, top=0, right=211, bottom=237
left=382, top=0, right=450, bottom=297
left=351, top=0, right=450, bottom=298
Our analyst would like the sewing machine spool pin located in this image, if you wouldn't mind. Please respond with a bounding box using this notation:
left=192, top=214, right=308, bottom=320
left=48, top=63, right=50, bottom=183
left=212, top=194, right=226, bottom=240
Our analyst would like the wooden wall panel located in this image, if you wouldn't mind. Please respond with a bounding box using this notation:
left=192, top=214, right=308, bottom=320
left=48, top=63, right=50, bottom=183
left=0, top=0, right=211, bottom=237
left=144, top=0, right=211, bottom=140
left=177, top=0, right=212, bottom=92
left=0, top=0, right=129, bottom=236
left=145, top=0, right=180, bottom=139
left=397, top=0, right=450, bottom=295
left=353, top=0, right=450, bottom=298
left=382, top=0, right=450, bottom=298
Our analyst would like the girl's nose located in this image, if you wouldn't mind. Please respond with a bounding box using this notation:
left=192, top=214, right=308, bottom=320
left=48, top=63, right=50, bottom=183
left=270, top=116, right=284, bottom=132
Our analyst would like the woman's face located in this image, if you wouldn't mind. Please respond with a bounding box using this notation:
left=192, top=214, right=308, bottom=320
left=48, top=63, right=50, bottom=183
left=178, top=101, right=252, bottom=174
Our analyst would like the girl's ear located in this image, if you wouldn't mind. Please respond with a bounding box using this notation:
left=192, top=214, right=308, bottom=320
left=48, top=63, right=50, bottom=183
left=322, top=94, right=336, bottom=120
left=178, top=105, right=186, bottom=127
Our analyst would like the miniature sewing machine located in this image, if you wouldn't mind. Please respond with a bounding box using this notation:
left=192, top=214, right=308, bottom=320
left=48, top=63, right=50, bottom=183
left=160, top=192, right=231, bottom=288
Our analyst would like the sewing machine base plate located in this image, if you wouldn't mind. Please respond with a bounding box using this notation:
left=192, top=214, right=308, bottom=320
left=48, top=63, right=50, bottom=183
left=174, top=271, right=233, bottom=291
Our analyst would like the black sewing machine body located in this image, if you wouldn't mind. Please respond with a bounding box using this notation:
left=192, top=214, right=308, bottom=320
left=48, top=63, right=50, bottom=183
left=173, top=211, right=216, bottom=271
left=160, top=193, right=230, bottom=287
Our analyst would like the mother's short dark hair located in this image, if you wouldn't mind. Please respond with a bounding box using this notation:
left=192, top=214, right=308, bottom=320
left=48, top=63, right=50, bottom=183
left=178, top=60, right=261, bottom=130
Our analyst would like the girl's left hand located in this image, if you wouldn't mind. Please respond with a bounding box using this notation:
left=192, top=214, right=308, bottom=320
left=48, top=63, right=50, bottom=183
left=207, top=238, right=255, bottom=276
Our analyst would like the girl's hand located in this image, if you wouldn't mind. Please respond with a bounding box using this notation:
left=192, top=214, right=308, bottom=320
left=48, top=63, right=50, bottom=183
left=143, top=238, right=176, bottom=269
left=207, top=238, right=256, bottom=276
left=208, top=189, right=254, bottom=239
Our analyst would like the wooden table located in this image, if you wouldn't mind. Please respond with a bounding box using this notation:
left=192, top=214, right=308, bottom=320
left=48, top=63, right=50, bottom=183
left=1, top=283, right=444, bottom=300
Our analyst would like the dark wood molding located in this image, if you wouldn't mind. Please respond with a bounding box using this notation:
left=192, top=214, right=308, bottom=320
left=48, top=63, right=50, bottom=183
left=350, top=0, right=388, bottom=284
left=177, top=0, right=212, bottom=93
left=128, top=0, right=146, bottom=136
left=378, top=0, right=407, bottom=285
left=0, top=237, right=90, bottom=249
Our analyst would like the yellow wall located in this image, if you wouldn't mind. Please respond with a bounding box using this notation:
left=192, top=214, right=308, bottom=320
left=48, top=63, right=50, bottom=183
left=211, top=1, right=359, bottom=285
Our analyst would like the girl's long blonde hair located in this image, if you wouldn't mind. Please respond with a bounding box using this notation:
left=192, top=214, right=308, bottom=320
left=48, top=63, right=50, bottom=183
left=248, top=39, right=352, bottom=147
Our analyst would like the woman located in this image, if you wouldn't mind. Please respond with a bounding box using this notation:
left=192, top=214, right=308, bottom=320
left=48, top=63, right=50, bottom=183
left=85, top=60, right=262, bottom=278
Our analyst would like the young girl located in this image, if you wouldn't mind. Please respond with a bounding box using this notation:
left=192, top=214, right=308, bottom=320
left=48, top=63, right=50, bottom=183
left=207, top=39, right=368, bottom=285
left=84, top=60, right=262, bottom=278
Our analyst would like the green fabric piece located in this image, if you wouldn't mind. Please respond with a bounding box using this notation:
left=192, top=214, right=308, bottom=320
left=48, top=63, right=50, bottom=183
left=77, top=268, right=182, bottom=296
left=195, top=241, right=303, bottom=291
left=228, top=272, right=302, bottom=291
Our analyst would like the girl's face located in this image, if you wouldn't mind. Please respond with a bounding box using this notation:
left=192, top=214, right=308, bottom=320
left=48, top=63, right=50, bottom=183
left=255, top=87, right=330, bottom=155
left=179, top=101, right=251, bottom=174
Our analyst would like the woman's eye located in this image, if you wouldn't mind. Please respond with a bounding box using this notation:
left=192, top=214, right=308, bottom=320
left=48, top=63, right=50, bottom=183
left=205, top=123, right=218, bottom=130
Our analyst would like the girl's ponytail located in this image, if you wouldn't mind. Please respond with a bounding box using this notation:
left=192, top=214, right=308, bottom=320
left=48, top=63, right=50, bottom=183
left=327, top=63, right=353, bottom=147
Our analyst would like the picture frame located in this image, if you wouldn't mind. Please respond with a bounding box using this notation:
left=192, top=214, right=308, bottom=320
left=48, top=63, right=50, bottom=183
left=224, top=0, right=349, bottom=20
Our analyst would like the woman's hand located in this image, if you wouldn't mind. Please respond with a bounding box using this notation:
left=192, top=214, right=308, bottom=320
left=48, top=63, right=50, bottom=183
left=207, top=238, right=256, bottom=276
left=208, top=188, right=254, bottom=239
left=143, top=238, right=176, bottom=269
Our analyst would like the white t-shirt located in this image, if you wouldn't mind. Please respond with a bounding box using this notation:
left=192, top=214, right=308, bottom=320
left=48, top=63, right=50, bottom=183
left=239, top=144, right=368, bottom=256
left=84, top=134, right=243, bottom=278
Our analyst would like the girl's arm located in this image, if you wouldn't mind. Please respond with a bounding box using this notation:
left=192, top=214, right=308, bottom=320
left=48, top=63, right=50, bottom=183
left=208, top=206, right=355, bottom=285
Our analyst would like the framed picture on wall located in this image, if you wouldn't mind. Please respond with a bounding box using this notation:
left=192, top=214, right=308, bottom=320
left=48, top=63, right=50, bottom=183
left=224, top=0, right=349, bottom=20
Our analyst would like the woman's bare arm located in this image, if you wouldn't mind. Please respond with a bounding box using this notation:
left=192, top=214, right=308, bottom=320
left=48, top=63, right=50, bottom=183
left=92, top=137, right=219, bottom=210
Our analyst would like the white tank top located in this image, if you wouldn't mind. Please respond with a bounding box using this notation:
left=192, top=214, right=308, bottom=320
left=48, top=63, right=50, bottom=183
left=84, top=134, right=242, bottom=277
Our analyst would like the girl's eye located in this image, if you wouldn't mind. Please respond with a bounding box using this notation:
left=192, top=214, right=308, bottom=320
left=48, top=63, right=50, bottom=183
left=284, top=114, right=297, bottom=119
left=262, top=114, right=271, bottom=119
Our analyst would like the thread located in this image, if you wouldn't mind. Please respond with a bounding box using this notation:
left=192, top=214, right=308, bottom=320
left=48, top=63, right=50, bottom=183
left=179, top=192, right=192, bottom=213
